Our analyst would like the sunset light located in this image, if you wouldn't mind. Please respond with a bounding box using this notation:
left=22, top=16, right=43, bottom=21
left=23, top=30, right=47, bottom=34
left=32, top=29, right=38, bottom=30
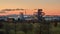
left=0, top=0, right=60, bottom=15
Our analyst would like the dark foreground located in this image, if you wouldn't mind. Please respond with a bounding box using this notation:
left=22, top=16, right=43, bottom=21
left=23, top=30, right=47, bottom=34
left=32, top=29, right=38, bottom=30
left=0, top=22, right=60, bottom=34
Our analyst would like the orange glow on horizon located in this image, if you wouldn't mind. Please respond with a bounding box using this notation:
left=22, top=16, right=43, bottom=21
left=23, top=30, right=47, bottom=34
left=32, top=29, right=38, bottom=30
left=0, top=9, right=60, bottom=16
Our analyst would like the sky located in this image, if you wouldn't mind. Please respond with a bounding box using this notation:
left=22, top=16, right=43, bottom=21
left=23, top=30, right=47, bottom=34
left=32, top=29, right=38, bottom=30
left=0, top=0, right=60, bottom=15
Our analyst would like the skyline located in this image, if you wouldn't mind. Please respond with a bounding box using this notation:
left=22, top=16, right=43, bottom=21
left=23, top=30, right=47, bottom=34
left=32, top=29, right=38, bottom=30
left=0, top=0, right=60, bottom=15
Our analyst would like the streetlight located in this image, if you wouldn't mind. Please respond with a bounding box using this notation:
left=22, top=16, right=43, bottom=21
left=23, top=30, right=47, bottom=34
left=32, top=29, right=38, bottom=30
left=25, top=9, right=26, bottom=15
